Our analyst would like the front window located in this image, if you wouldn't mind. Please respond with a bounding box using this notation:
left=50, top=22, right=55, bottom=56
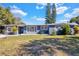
left=41, top=25, right=48, bottom=30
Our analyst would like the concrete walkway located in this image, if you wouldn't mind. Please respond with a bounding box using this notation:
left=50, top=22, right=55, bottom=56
left=0, top=34, right=48, bottom=38
left=0, top=34, right=7, bottom=39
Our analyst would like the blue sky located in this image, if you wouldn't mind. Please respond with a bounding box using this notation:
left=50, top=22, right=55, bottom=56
left=0, top=3, right=79, bottom=25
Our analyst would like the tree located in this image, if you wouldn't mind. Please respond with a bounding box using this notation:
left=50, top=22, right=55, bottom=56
left=0, top=6, right=25, bottom=34
left=45, top=3, right=51, bottom=24
left=0, top=6, right=16, bottom=25
left=70, top=17, right=77, bottom=23
left=70, top=16, right=79, bottom=24
left=4, top=7, right=15, bottom=24
left=75, top=16, right=79, bottom=24
left=0, top=6, right=5, bottom=25
left=51, top=3, right=56, bottom=23
left=45, top=3, right=56, bottom=24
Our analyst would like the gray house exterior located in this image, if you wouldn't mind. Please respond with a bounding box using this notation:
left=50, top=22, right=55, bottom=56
left=0, top=23, right=78, bottom=35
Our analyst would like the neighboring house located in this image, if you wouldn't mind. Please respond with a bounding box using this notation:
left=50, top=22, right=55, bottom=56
left=0, top=23, right=78, bottom=35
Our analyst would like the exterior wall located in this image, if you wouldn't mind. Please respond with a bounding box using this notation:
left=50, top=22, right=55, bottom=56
left=5, top=26, right=18, bottom=35
left=48, top=25, right=59, bottom=35
left=37, top=25, right=49, bottom=34
left=26, top=25, right=49, bottom=34
left=5, top=26, right=12, bottom=34
left=18, top=26, right=26, bottom=34
left=26, top=25, right=37, bottom=34
left=1, top=23, right=78, bottom=35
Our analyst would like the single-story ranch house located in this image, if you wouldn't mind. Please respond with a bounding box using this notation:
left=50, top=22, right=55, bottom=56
left=0, top=23, right=78, bottom=35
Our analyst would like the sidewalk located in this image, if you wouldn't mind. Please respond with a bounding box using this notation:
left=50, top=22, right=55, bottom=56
left=0, top=34, right=7, bottom=39
left=0, top=34, right=48, bottom=38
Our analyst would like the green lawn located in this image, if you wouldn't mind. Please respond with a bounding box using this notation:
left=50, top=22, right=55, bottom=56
left=0, top=34, right=79, bottom=55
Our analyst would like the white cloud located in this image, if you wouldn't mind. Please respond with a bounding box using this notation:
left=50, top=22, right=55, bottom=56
left=36, top=3, right=55, bottom=10
left=36, top=3, right=68, bottom=15
left=10, top=5, right=27, bottom=17
left=36, top=18, right=46, bottom=21
left=55, top=3, right=64, bottom=8
left=10, top=5, right=19, bottom=9
left=56, top=19, right=69, bottom=23
left=37, top=3, right=47, bottom=6
left=37, top=3, right=63, bottom=7
left=64, top=13, right=73, bottom=19
left=73, top=8, right=79, bottom=13
left=31, top=16, right=46, bottom=21
left=31, top=16, right=37, bottom=19
left=56, top=6, right=68, bottom=14
left=36, top=5, right=44, bottom=9
left=72, top=8, right=79, bottom=16
left=23, top=21, right=33, bottom=25
left=55, top=3, right=69, bottom=14
left=36, top=3, right=46, bottom=10
left=64, top=8, right=79, bottom=19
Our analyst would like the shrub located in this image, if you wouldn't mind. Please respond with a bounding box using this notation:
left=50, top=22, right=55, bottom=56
left=51, top=28, right=57, bottom=35
left=12, top=26, right=17, bottom=33
left=61, top=24, right=71, bottom=35
left=74, top=25, right=79, bottom=34
left=51, top=31, right=56, bottom=35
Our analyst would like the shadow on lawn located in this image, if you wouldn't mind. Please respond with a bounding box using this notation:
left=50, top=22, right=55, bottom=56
left=18, top=37, right=79, bottom=56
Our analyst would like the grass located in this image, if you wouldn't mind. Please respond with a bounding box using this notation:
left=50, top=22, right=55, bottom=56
left=0, top=35, right=65, bottom=48
left=0, top=34, right=79, bottom=55
left=0, top=35, right=46, bottom=48
left=0, top=35, right=50, bottom=55
left=0, top=34, right=65, bottom=48
left=19, top=36, right=79, bottom=56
